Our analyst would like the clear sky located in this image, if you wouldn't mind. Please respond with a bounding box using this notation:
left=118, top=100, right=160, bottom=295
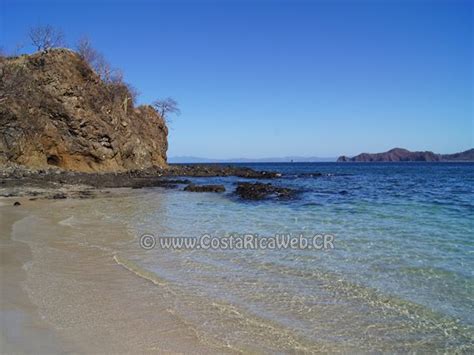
left=1, top=0, right=472, bottom=158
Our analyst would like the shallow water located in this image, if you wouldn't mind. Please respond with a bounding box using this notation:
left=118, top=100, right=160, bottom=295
left=103, top=162, right=473, bottom=352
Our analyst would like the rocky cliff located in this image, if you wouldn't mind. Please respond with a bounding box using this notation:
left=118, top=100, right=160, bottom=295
left=337, top=148, right=474, bottom=162
left=0, top=49, right=168, bottom=172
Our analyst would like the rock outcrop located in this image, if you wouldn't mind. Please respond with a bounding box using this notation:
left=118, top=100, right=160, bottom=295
left=337, top=148, right=474, bottom=162
left=235, top=182, right=296, bottom=200
left=184, top=184, right=225, bottom=193
left=0, top=49, right=168, bottom=172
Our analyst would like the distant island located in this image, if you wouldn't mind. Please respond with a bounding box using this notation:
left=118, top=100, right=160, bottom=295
left=337, top=148, right=474, bottom=162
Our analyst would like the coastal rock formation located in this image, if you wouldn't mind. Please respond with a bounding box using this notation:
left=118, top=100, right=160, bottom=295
left=235, top=182, right=296, bottom=200
left=184, top=184, right=225, bottom=193
left=166, top=165, right=279, bottom=178
left=337, top=148, right=474, bottom=162
left=0, top=164, right=275, bottom=193
left=0, top=49, right=168, bottom=172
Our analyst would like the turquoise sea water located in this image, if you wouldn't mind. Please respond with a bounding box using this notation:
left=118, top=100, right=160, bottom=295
left=115, top=163, right=473, bottom=351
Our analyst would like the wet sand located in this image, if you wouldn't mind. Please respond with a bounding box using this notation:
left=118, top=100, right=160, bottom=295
left=0, top=205, right=74, bottom=354
left=0, top=196, right=231, bottom=354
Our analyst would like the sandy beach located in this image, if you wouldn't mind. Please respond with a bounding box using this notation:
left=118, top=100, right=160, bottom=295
left=0, top=195, right=230, bottom=354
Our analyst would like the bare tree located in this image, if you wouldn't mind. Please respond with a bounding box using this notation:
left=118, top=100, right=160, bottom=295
left=95, top=53, right=115, bottom=82
left=110, top=68, right=124, bottom=84
left=153, top=98, right=181, bottom=122
left=76, top=36, right=98, bottom=65
left=74, top=37, right=138, bottom=108
left=28, top=25, right=64, bottom=52
left=75, top=37, right=114, bottom=82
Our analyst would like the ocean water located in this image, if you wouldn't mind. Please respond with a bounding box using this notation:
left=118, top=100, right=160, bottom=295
left=113, top=163, right=473, bottom=352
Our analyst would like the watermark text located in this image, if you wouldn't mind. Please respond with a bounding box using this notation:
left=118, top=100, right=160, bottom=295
left=139, top=233, right=335, bottom=251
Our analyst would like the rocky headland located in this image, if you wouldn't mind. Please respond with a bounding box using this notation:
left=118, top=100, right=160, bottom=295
left=337, top=148, right=474, bottom=162
left=1, top=49, right=168, bottom=172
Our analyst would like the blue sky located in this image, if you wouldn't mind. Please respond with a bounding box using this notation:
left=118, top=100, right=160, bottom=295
left=1, top=0, right=472, bottom=158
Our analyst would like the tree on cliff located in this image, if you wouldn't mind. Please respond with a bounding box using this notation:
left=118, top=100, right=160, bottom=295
left=153, top=98, right=181, bottom=122
left=75, top=37, right=126, bottom=84
left=75, top=37, right=111, bottom=81
left=76, top=37, right=98, bottom=65
left=75, top=37, right=137, bottom=109
left=28, top=25, right=64, bottom=52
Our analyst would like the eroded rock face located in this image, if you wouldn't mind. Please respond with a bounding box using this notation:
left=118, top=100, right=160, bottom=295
left=0, top=49, right=168, bottom=172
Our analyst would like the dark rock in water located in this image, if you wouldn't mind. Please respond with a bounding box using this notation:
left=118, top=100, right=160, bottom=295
left=13, top=201, right=21, bottom=206
left=298, top=172, right=323, bottom=178
left=184, top=184, right=225, bottom=193
left=339, top=190, right=348, bottom=195
left=165, top=179, right=192, bottom=184
left=167, top=165, right=279, bottom=179
left=235, top=182, right=296, bottom=200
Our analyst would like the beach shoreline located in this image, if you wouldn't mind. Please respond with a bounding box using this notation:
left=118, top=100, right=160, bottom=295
left=0, top=195, right=230, bottom=354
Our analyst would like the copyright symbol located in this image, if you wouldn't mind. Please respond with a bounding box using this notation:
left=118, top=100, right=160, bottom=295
left=139, top=234, right=156, bottom=250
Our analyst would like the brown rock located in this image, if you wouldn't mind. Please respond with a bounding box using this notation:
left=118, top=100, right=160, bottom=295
left=0, top=49, right=168, bottom=172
